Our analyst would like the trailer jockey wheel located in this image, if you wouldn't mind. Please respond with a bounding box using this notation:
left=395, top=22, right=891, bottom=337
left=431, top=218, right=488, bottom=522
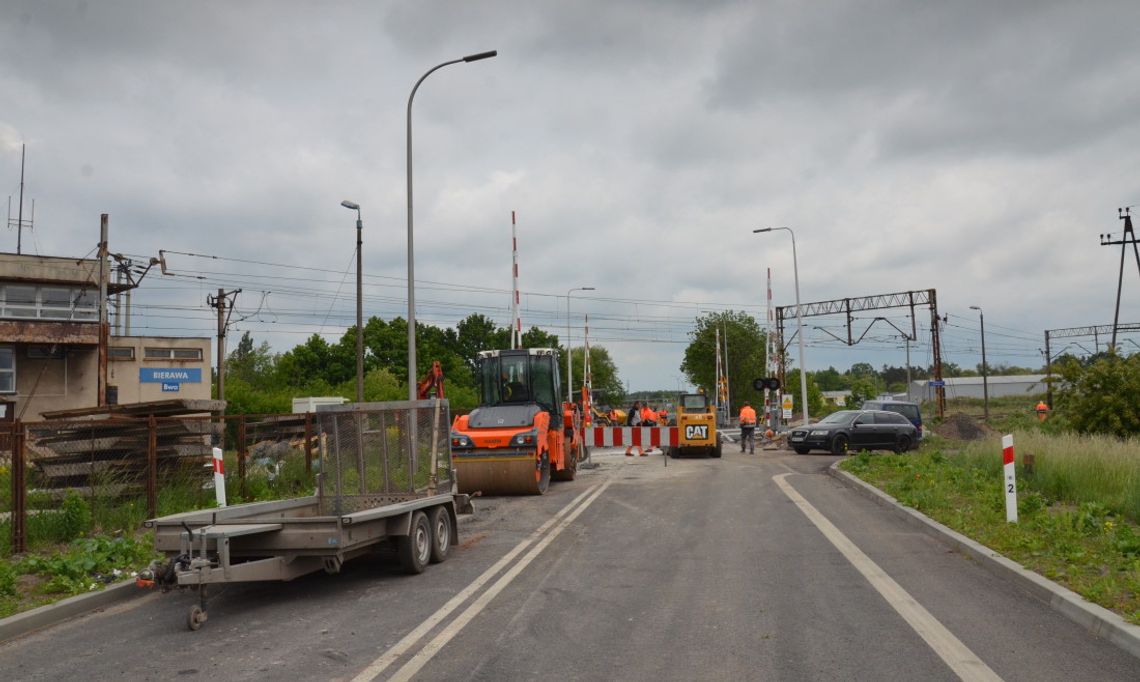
left=187, top=605, right=207, bottom=631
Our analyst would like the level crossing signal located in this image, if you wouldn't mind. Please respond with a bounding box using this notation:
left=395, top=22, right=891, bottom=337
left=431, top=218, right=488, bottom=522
left=752, top=377, right=781, bottom=391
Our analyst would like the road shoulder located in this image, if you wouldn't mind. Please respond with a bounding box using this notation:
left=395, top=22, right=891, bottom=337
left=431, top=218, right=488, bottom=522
left=828, top=460, right=1140, bottom=660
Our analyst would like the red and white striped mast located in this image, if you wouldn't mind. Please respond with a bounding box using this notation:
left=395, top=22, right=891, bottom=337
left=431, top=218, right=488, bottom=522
left=510, top=210, right=522, bottom=349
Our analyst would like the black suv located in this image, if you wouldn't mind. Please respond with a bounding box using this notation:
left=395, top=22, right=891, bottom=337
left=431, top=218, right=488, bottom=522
left=789, top=410, right=918, bottom=455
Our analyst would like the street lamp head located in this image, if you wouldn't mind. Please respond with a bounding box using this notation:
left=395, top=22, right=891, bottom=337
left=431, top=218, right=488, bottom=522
left=969, top=305, right=981, bottom=312
left=753, top=228, right=771, bottom=234
left=341, top=200, right=360, bottom=210
left=463, top=50, right=498, bottom=62
left=582, top=287, right=596, bottom=291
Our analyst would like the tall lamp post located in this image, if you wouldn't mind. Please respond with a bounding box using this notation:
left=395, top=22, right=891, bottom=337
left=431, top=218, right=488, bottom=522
left=341, top=201, right=364, bottom=402
left=754, top=226, right=809, bottom=426
left=566, top=286, right=595, bottom=404
left=970, top=305, right=989, bottom=422
left=405, top=50, right=497, bottom=399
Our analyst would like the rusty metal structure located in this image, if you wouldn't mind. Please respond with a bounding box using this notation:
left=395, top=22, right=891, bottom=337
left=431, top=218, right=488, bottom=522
left=775, top=288, right=945, bottom=417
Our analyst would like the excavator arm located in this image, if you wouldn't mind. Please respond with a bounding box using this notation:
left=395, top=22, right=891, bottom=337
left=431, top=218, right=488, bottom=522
left=416, top=361, right=445, bottom=400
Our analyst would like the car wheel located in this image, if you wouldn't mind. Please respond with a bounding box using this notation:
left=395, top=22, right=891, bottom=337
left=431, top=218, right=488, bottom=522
left=830, top=434, right=849, bottom=456
left=895, top=435, right=912, bottom=453
left=793, top=447, right=810, bottom=455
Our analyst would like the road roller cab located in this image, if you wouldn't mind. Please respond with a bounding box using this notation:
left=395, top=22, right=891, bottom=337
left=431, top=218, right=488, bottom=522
left=451, top=348, right=583, bottom=495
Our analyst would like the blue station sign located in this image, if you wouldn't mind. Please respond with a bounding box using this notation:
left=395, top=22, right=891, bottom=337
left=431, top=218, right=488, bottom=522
left=140, top=368, right=203, bottom=384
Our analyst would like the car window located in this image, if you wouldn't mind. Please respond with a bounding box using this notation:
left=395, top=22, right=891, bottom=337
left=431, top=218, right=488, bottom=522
left=881, top=413, right=907, bottom=424
left=854, top=414, right=872, bottom=425
left=820, top=411, right=856, bottom=424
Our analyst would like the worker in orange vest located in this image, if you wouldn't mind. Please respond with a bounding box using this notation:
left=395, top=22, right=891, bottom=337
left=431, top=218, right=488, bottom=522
left=625, top=401, right=646, bottom=457
left=739, top=401, right=758, bottom=454
left=1036, top=400, right=1049, bottom=422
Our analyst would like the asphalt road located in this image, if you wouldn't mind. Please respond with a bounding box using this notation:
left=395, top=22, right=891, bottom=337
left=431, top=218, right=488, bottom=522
left=2, top=448, right=1138, bottom=681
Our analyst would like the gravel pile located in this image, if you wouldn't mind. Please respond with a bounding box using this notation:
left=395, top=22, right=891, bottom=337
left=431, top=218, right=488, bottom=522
left=934, top=413, right=991, bottom=441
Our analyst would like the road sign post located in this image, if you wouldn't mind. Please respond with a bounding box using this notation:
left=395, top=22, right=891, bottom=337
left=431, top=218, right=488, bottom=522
left=1002, top=434, right=1017, bottom=523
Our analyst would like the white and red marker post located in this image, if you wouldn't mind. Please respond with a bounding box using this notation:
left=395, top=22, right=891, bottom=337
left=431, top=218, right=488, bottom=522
left=212, top=446, right=227, bottom=508
left=1002, top=434, right=1017, bottom=523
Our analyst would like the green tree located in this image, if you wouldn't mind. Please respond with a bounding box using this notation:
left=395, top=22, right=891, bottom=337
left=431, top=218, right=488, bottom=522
left=520, top=325, right=562, bottom=351
left=680, top=311, right=768, bottom=409
left=785, top=369, right=825, bottom=417
left=569, top=345, right=623, bottom=404
left=1055, top=353, right=1140, bottom=437
left=813, top=366, right=847, bottom=391
left=455, top=314, right=510, bottom=374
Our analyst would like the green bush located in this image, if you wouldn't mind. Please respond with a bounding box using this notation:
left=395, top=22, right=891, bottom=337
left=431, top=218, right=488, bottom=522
left=0, top=561, right=17, bottom=597
left=60, top=492, right=92, bottom=540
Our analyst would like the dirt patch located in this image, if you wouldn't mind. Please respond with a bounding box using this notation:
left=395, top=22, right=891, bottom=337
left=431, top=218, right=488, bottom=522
left=459, top=532, right=488, bottom=550
left=934, top=412, right=992, bottom=441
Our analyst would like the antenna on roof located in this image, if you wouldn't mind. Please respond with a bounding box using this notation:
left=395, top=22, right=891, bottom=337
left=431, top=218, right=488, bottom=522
left=6, top=144, right=35, bottom=254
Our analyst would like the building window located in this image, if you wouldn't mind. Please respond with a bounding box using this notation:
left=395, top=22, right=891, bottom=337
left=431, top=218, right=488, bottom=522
left=0, top=285, right=98, bottom=321
left=26, top=345, right=64, bottom=359
left=4, top=286, right=37, bottom=318
left=144, top=347, right=203, bottom=361
left=0, top=348, right=14, bottom=393
left=109, top=346, right=135, bottom=361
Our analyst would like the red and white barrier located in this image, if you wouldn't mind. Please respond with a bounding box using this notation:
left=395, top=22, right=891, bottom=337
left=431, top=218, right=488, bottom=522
left=585, top=427, right=678, bottom=448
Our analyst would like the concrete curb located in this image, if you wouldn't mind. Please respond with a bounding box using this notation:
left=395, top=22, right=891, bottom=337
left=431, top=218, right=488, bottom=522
left=827, top=461, right=1140, bottom=660
left=0, top=578, right=143, bottom=644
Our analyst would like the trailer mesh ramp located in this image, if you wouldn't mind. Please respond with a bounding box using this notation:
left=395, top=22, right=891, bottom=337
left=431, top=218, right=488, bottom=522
left=315, top=400, right=453, bottom=515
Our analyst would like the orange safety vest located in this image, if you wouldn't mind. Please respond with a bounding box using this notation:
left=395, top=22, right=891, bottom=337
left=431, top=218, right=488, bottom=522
left=640, top=406, right=657, bottom=423
left=739, top=406, right=757, bottom=425
left=1036, top=401, right=1048, bottom=413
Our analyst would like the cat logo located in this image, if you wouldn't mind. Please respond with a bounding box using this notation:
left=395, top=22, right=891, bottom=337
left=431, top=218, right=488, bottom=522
left=684, top=424, right=708, bottom=440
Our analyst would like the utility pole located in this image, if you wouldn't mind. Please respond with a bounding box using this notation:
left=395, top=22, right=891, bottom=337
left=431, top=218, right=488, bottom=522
left=1101, top=207, right=1140, bottom=351
left=208, top=288, right=241, bottom=402
left=97, top=215, right=109, bottom=406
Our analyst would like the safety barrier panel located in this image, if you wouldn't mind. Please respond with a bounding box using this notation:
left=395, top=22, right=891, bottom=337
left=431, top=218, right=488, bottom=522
left=585, top=427, right=677, bottom=448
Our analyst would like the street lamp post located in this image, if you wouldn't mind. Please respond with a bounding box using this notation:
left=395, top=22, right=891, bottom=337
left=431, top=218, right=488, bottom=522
left=341, top=200, right=364, bottom=402
left=754, top=226, right=809, bottom=426
left=970, top=305, right=989, bottom=421
left=405, top=50, right=497, bottom=399
left=566, top=287, right=595, bottom=404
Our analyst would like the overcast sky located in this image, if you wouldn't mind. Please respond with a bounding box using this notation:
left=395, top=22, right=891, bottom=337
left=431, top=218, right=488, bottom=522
left=3, top=1, right=1140, bottom=392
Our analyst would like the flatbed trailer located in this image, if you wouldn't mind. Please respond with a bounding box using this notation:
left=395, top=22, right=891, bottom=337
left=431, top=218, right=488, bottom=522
left=142, top=399, right=468, bottom=630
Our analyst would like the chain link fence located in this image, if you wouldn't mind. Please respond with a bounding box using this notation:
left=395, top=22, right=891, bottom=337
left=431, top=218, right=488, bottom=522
left=316, top=400, right=453, bottom=515
left=3, top=401, right=453, bottom=555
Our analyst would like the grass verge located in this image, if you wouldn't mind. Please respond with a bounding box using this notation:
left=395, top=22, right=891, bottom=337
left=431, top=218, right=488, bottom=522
left=841, top=440, right=1140, bottom=626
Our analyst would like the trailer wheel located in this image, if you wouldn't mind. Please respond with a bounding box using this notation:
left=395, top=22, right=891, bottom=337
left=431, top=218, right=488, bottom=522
left=398, top=511, right=431, bottom=574
left=428, top=506, right=452, bottom=564
left=187, top=605, right=207, bottom=631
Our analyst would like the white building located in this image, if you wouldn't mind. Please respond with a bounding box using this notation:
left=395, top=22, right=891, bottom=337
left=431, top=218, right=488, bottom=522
left=907, top=375, right=1047, bottom=402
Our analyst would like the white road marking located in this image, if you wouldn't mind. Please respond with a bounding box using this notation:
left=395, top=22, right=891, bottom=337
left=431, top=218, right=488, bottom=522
left=387, top=477, right=616, bottom=682
left=773, top=473, right=1002, bottom=682
left=350, top=483, right=604, bottom=682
